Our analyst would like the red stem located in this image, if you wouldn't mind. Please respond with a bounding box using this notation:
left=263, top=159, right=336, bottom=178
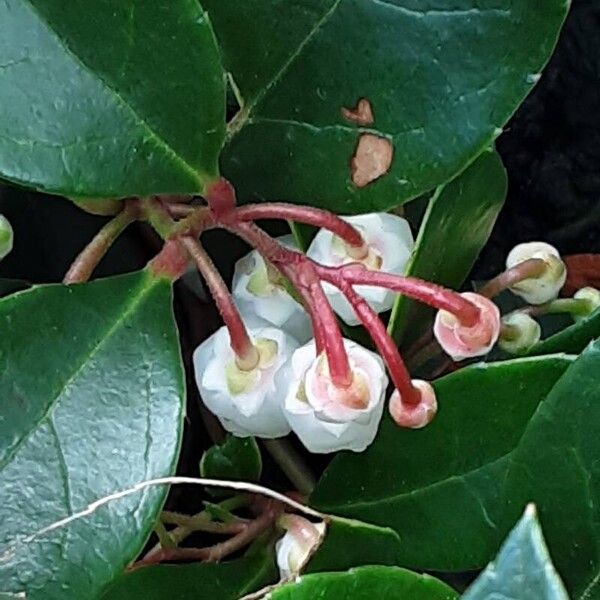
left=225, top=222, right=352, bottom=388
left=478, top=258, right=547, bottom=299
left=339, top=282, right=420, bottom=405
left=319, top=266, right=481, bottom=327
left=234, top=203, right=366, bottom=252
left=64, top=204, right=137, bottom=284
left=180, top=235, right=257, bottom=368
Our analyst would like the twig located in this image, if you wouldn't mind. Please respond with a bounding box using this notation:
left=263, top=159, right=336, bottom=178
left=63, top=203, right=137, bottom=283
left=132, top=501, right=281, bottom=569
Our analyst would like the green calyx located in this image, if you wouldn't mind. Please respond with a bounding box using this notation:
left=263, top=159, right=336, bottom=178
left=226, top=338, right=279, bottom=395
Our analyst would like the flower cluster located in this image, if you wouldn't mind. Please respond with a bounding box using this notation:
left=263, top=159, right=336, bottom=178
left=188, top=179, right=589, bottom=454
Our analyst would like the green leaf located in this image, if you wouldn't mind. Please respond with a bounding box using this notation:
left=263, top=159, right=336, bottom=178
left=101, top=550, right=277, bottom=600
left=526, top=307, right=600, bottom=357
left=200, top=435, right=262, bottom=489
left=0, top=0, right=225, bottom=198
left=502, top=340, right=600, bottom=598
left=311, top=355, right=574, bottom=569
left=205, top=0, right=567, bottom=213
left=0, top=271, right=185, bottom=599
left=463, top=505, right=569, bottom=600
left=306, top=518, right=403, bottom=574
left=270, top=566, right=458, bottom=600
left=388, top=149, right=507, bottom=343
left=314, top=342, right=600, bottom=598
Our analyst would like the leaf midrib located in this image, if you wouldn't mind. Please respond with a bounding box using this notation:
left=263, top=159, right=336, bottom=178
left=21, top=0, right=205, bottom=187
left=0, top=273, right=158, bottom=471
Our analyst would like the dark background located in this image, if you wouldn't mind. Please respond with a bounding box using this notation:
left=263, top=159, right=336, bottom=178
left=0, top=0, right=598, bottom=504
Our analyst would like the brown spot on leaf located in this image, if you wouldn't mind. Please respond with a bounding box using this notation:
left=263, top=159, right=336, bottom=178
left=342, top=98, right=375, bottom=126
left=351, top=134, right=394, bottom=187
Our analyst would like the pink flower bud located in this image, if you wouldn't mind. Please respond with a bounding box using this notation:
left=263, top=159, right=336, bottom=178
left=389, top=379, right=437, bottom=429
left=276, top=515, right=326, bottom=578
left=433, top=292, right=501, bottom=361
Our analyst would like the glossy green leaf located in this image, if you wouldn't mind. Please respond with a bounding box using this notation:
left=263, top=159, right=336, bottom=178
left=200, top=435, right=262, bottom=492
left=0, top=0, right=225, bottom=198
left=101, top=550, right=276, bottom=600
left=311, top=355, right=573, bottom=569
left=306, top=517, right=403, bottom=574
left=205, top=0, right=567, bottom=212
left=463, top=505, right=569, bottom=600
left=0, top=271, right=185, bottom=599
left=526, top=307, right=600, bottom=357
left=270, top=566, right=458, bottom=600
left=502, top=340, right=600, bottom=598
left=389, top=149, right=507, bottom=343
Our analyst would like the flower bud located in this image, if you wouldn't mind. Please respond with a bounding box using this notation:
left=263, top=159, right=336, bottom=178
left=433, top=292, right=501, bottom=361
left=193, top=322, right=298, bottom=438
left=0, top=214, right=13, bottom=261
left=573, top=287, right=600, bottom=320
left=232, top=235, right=311, bottom=343
left=306, top=213, right=414, bottom=325
left=506, top=242, right=567, bottom=305
left=389, top=380, right=437, bottom=429
left=284, top=339, right=388, bottom=453
left=498, top=312, right=541, bottom=354
left=276, top=515, right=326, bottom=579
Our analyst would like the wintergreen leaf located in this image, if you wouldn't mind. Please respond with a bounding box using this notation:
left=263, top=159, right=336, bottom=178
left=463, top=505, right=569, bottom=600
left=314, top=342, right=600, bottom=598
left=526, top=307, right=600, bottom=357
left=270, top=566, right=458, bottom=600
left=200, top=435, right=262, bottom=488
left=388, top=149, right=507, bottom=343
left=0, top=0, right=225, bottom=198
left=205, top=0, right=567, bottom=213
left=306, top=518, right=403, bottom=574
left=502, top=340, right=600, bottom=598
left=101, top=550, right=277, bottom=600
left=311, top=355, right=573, bottom=569
left=0, top=271, right=185, bottom=600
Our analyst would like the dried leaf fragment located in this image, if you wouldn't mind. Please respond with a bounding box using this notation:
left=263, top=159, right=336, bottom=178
left=341, top=98, right=375, bottom=126
left=351, top=134, right=394, bottom=187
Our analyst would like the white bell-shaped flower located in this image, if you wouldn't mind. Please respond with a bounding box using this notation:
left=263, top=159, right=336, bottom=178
left=0, top=214, right=13, bottom=261
left=306, top=213, right=414, bottom=325
left=506, top=242, right=567, bottom=305
left=232, top=235, right=311, bottom=343
left=276, top=515, right=326, bottom=579
left=284, top=339, right=388, bottom=453
left=193, top=321, right=298, bottom=438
